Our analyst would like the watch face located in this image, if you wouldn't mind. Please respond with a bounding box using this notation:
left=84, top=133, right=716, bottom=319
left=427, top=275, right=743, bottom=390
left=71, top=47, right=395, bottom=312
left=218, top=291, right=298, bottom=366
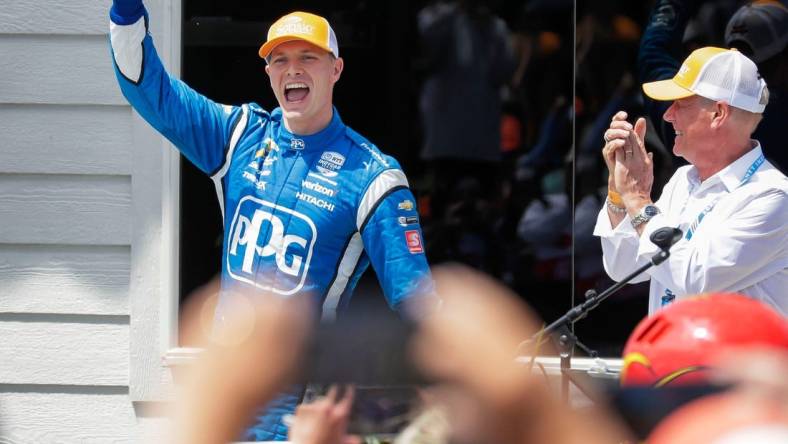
left=644, top=205, right=660, bottom=217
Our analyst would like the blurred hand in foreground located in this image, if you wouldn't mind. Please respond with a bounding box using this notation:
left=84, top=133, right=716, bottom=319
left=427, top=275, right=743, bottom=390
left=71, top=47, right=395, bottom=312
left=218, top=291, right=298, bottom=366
left=172, top=280, right=314, bottom=444
left=411, top=264, right=633, bottom=444
left=288, top=385, right=361, bottom=444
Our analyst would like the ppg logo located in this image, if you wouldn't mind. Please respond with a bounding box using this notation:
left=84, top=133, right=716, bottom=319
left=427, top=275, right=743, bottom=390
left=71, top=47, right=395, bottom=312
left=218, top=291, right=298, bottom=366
left=290, top=138, right=305, bottom=150
left=227, top=196, right=317, bottom=295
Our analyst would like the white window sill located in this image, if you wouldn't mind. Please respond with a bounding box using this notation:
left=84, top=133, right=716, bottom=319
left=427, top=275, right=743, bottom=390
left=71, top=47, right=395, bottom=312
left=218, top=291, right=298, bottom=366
left=163, top=347, right=202, bottom=367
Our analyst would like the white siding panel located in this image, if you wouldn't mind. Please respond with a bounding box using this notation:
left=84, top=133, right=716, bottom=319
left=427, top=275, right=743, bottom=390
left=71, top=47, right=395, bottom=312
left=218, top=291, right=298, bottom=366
left=0, top=0, right=110, bottom=35
left=137, top=414, right=172, bottom=444
left=0, top=104, right=133, bottom=175
left=0, top=35, right=125, bottom=105
left=0, top=392, right=156, bottom=443
left=0, top=320, right=128, bottom=386
left=0, top=174, right=131, bottom=245
left=0, top=245, right=129, bottom=315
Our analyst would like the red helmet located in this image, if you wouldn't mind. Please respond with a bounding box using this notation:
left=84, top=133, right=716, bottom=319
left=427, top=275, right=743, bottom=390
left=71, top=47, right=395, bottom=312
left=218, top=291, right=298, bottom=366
left=620, top=294, right=788, bottom=386
left=648, top=392, right=788, bottom=444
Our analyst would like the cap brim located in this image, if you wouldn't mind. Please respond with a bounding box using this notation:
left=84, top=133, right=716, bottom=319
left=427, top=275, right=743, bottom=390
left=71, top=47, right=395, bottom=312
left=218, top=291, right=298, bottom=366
left=258, top=36, right=331, bottom=60
left=642, top=79, right=696, bottom=101
left=259, top=36, right=299, bottom=59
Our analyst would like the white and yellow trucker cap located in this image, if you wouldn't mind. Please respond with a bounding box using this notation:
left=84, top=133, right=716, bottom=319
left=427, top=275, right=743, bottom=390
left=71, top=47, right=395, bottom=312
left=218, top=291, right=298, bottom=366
left=258, top=11, right=339, bottom=60
left=642, top=46, right=768, bottom=113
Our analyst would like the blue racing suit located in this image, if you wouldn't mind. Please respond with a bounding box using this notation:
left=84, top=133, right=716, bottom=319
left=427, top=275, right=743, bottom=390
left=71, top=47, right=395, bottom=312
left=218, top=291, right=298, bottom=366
left=109, top=2, right=434, bottom=440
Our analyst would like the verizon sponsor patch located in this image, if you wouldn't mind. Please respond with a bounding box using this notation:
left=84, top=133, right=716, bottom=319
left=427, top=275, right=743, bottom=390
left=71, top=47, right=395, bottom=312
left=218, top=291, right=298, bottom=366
left=302, top=180, right=335, bottom=197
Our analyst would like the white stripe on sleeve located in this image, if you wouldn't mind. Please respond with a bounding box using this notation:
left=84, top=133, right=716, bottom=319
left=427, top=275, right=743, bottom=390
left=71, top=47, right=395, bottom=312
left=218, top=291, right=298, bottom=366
left=321, top=232, right=364, bottom=322
left=356, top=169, right=409, bottom=230
left=109, top=17, right=147, bottom=83
left=211, top=105, right=249, bottom=220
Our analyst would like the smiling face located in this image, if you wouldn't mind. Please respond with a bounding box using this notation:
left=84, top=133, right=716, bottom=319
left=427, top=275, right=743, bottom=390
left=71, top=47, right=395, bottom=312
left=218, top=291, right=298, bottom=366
left=663, top=95, right=716, bottom=162
left=265, top=40, right=343, bottom=135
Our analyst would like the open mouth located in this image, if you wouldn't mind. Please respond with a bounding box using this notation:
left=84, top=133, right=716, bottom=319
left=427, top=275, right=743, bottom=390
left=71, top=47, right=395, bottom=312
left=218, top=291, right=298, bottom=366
left=284, top=82, right=310, bottom=103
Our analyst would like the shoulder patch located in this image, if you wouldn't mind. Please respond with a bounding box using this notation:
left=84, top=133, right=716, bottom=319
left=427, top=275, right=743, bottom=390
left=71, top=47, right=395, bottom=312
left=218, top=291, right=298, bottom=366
left=345, top=127, right=392, bottom=169
left=247, top=102, right=270, bottom=118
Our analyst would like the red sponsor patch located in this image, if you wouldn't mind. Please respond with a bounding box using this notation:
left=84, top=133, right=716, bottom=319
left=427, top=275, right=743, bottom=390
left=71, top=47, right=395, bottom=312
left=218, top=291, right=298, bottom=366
left=405, top=230, right=423, bottom=254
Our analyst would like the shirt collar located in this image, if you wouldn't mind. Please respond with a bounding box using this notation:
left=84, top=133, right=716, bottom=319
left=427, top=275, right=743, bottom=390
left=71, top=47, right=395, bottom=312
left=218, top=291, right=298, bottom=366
left=271, top=106, right=345, bottom=151
left=687, top=141, right=763, bottom=193
left=713, top=141, right=763, bottom=192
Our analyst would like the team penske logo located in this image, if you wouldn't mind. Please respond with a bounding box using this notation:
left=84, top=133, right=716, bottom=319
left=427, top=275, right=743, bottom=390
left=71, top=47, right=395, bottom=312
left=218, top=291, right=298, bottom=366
left=227, top=196, right=317, bottom=295
left=316, top=151, right=345, bottom=177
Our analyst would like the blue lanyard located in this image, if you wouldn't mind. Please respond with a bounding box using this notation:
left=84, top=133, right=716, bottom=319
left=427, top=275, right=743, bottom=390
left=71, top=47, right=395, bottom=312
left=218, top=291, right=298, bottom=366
left=685, top=154, right=765, bottom=240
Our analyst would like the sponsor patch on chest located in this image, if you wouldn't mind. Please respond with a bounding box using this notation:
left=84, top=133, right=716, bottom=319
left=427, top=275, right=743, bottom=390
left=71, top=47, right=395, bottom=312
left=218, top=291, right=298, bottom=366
left=296, top=191, right=335, bottom=212
left=316, top=151, right=345, bottom=177
left=227, top=197, right=317, bottom=295
left=302, top=180, right=336, bottom=197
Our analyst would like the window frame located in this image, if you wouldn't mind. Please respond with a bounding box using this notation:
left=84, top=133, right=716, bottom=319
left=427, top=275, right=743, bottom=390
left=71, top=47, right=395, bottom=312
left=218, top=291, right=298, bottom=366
left=128, top=0, right=185, bottom=401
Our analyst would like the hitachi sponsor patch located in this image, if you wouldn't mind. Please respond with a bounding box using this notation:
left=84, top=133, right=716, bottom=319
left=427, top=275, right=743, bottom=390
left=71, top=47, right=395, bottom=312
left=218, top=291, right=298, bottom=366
left=296, top=192, right=335, bottom=212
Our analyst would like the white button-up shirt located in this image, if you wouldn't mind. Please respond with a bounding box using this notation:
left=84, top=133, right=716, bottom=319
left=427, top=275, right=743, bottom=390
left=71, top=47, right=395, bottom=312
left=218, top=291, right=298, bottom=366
left=594, top=144, right=788, bottom=315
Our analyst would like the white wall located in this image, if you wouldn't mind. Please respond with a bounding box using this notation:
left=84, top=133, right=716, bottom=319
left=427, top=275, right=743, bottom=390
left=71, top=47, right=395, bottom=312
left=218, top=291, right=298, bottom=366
left=0, top=1, right=178, bottom=441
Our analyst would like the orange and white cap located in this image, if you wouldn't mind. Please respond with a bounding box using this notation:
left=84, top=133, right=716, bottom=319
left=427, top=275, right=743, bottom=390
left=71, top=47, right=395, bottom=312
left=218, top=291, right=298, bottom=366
left=259, top=11, right=339, bottom=60
left=642, top=46, right=768, bottom=113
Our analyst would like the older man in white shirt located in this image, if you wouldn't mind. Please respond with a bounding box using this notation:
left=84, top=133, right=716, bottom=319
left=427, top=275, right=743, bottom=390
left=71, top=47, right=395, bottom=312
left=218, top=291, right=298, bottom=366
left=594, top=47, right=788, bottom=315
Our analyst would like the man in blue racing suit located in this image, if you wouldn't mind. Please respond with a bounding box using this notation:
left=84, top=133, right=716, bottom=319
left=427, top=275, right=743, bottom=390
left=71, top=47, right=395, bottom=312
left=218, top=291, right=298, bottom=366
left=109, top=1, right=435, bottom=440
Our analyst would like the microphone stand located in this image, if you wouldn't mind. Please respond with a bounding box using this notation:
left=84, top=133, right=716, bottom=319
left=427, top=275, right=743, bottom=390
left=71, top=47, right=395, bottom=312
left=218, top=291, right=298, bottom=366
left=525, top=227, right=682, bottom=405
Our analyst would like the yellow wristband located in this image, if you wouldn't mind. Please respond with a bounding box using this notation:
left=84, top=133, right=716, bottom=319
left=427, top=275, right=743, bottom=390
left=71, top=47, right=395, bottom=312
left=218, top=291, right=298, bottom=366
left=608, top=190, right=624, bottom=206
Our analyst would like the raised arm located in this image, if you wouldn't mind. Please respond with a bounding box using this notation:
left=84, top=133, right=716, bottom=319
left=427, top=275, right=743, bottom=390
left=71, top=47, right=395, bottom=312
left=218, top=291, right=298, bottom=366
left=109, top=0, right=250, bottom=175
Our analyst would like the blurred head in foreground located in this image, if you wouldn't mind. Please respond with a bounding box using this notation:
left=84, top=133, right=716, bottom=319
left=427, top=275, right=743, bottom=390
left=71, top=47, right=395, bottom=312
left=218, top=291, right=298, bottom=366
left=621, top=293, right=788, bottom=387
left=649, top=390, right=788, bottom=444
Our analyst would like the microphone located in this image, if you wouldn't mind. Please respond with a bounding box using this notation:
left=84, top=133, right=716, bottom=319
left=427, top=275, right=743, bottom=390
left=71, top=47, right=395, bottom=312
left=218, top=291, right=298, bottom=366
left=523, top=227, right=683, bottom=406
left=650, top=227, right=683, bottom=251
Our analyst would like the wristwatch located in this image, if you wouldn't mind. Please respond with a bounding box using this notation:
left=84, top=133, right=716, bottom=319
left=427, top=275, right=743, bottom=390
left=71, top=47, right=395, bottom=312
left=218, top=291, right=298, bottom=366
left=631, top=204, right=660, bottom=229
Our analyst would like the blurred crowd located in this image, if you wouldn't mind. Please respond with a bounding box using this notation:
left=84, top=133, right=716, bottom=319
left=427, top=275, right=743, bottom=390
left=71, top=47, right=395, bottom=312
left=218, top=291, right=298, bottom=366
left=412, top=0, right=576, bottom=328
left=171, top=266, right=788, bottom=443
